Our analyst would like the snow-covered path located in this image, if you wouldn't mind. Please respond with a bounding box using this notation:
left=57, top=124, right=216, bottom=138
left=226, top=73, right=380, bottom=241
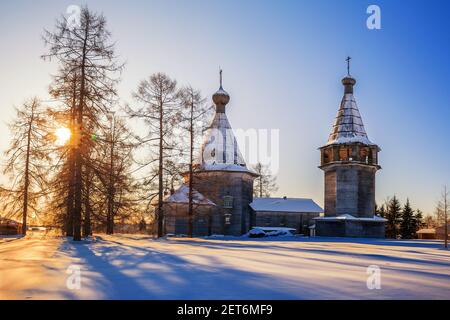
left=1, top=234, right=449, bottom=299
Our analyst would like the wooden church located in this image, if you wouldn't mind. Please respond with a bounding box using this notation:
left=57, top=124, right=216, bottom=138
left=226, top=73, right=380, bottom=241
left=160, top=74, right=258, bottom=236
left=158, top=62, right=386, bottom=238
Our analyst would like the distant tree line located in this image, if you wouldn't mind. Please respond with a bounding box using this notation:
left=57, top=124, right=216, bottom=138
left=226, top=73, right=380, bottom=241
left=376, top=197, right=424, bottom=239
left=377, top=188, right=448, bottom=245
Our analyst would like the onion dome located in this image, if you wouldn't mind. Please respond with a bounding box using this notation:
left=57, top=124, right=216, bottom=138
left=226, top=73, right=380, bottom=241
left=212, top=70, right=230, bottom=112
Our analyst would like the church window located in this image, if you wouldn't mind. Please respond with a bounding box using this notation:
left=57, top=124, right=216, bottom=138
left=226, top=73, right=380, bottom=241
left=223, top=196, right=233, bottom=209
left=224, top=213, right=231, bottom=225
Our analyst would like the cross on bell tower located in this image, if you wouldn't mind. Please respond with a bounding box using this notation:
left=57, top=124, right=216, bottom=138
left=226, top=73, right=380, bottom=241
left=346, top=56, right=351, bottom=76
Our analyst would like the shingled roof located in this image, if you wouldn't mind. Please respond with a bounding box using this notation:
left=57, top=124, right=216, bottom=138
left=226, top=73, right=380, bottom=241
left=163, top=185, right=216, bottom=206
left=327, top=76, right=374, bottom=146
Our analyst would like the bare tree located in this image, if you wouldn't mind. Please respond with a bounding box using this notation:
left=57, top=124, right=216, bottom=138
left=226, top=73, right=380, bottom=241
left=43, top=6, right=123, bottom=240
left=252, top=162, right=278, bottom=198
left=46, top=70, right=79, bottom=236
left=2, top=98, right=50, bottom=234
left=436, top=186, right=449, bottom=248
left=424, top=215, right=436, bottom=228
left=127, top=73, right=180, bottom=237
left=178, top=86, right=211, bottom=237
left=94, top=114, right=136, bottom=234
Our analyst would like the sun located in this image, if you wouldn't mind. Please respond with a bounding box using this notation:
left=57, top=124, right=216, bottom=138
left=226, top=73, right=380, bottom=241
left=55, top=127, right=71, bottom=146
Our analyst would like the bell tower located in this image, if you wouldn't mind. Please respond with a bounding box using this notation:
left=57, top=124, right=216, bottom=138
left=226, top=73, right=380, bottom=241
left=316, top=58, right=385, bottom=237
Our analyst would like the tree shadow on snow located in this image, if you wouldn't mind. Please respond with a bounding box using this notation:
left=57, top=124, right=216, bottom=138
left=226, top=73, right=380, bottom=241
left=162, top=238, right=450, bottom=269
left=60, top=237, right=306, bottom=299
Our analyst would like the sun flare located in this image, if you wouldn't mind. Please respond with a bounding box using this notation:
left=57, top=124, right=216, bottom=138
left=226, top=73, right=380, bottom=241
left=55, top=127, right=71, bottom=146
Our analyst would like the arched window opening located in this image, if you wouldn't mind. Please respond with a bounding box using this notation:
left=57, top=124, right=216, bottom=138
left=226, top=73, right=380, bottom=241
left=323, top=148, right=331, bottom=164
left=339, top=147, right=348, bottom=161
left=360, top=147, right=369, bottom=164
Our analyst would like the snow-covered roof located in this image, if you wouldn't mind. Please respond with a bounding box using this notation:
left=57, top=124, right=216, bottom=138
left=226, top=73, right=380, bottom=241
left=314, top=214, right=387, bottom=222
left=252, top=226, right=297, bottom=231
left=201, top=163, right=251, bottom=172
left=326, top=77, right=375, bottom=146
left=163, top=185, right=216, bottom=206
left=196, top=83, right=254, bottom=175
left=250, top=197, right=323, bottom=213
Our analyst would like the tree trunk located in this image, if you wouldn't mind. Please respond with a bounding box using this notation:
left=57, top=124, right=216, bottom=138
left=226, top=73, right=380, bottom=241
left=66, top=74, right=77, bottom=237
left=73, top=18, right=89, bottom=241
left=66, top=151, right=75, bottom=236
left=107, top=115, right=115, bottom=235
left=445, top=186, right=448, bottom=249
left=73, top=149, right=83, bottom=240
left=157, top=98, right=164, bottom=238
left=259, top=175, right=263, bottom=198
left=83, top=165, right=92, bottom=237
left=188, top=99, right=194, bottom=238
left=21, top=106, right=35, bottom=235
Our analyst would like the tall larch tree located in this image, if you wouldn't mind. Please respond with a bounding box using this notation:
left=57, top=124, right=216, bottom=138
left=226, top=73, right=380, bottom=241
left=127, top=73, right=179, bottom=237
left=2, top=98, right=50, bottom=234
left=178, top=85, right=212, bottom=237
left=94, top=114, right=137, bottom=234
left=42, top=6, right=123, bottom=240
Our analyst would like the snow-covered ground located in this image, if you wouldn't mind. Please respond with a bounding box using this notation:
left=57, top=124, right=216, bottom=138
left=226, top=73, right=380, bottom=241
left=1, top=232, right=449, bottom=300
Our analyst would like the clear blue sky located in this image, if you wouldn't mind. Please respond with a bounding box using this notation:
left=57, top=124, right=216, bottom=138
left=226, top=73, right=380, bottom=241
left=0, top=0, right=449, bottom=215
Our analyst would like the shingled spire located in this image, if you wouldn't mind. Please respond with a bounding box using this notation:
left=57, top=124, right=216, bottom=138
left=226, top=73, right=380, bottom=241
left=327, top=73, right=373, bottom=146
